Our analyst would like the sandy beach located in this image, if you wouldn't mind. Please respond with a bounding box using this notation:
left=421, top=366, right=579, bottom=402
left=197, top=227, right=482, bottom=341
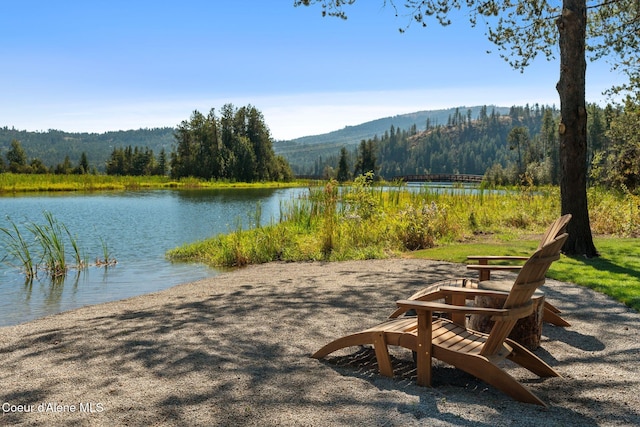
left=1, top=258, right=639, bottom=426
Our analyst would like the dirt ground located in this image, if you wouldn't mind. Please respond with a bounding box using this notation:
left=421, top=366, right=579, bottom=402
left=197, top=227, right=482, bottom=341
left=1, top=258, right=638, bottom=426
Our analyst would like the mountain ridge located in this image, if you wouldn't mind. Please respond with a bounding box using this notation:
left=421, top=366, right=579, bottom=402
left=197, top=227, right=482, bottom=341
left=1, top=105, right=511, bottom=173
left=273, top=105, right=511, bottom=173
left=279, top=105, right=510, bottom=146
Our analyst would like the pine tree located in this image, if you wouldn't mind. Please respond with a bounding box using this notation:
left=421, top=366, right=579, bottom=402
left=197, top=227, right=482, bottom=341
left=336, top=147, right=351, bottom=182
left=6, top=139, right=27, bottom=173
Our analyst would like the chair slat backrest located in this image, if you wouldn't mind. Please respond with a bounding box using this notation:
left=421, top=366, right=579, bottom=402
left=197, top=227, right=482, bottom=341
left=481, top=233, right=568, bottom=356
left=537, top=214, right=571, bottom=250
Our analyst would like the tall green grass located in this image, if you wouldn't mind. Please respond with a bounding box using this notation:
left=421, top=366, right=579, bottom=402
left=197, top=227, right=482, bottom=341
left=1, top=211, right=114, bottom=281
left=0, top=220, right=36, bottom=279
left=0, top=172, right=307, bottom=193
left=97, top=235, right=117, bottom=266
left=168, top=178, right=639, bottom=269
left=28, top=211, right=72, bottom=276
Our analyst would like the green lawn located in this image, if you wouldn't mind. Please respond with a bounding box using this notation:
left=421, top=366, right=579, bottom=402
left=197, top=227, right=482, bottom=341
left=411, top=237, right=640, bottom=312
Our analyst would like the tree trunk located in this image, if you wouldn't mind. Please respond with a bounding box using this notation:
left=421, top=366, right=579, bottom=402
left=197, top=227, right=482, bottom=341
left=556, top=0, right=599, bottom=257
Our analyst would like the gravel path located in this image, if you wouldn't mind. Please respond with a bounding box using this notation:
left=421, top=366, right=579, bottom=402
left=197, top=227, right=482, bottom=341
left=1, top=258, right=639, bottom=426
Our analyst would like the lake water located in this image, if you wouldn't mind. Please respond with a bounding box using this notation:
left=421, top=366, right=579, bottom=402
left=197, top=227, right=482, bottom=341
left=0, top=187, right=306, bottom=326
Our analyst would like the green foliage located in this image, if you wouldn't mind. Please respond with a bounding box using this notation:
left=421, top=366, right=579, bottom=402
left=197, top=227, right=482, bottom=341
left=353, top=139, right=377, bottom=177
left=27, top=211, right=71, bottom=277
left=106, top=146, right=165, bottom=176
left=343, top=172, right=380, bottom=220
left=590, top=100, right=640, bottom=192
left=97, top=235, right=116, bottom=266
left=293, top=101, right=637, bottom=193
left=319, top=180, right=339, bottom=256
left=0, top=173, right=307, bottom=193
left=588, top=187, right=640, bottom=236
left=395, top=201, right=452, bottom=250
left=299, top=105, right=562, bottom=184
left=169, top=177, right=589, bottom=268
left=274, top=106, right=511, bottom=174
left=6, top=140, right=27, bottom=172
left=171, top=104, right=293, bottom=182
left=0, top=127, right=175, bottom=173
left=336, top=147, right=351, bottom=182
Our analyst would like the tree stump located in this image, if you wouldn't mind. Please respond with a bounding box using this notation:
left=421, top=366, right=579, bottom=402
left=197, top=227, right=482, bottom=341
left=469, top=294, right=545, bottom=351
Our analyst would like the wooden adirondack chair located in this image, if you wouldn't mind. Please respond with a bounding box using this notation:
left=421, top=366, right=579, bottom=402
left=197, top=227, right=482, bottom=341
left=467, top=214, right=571, bottom=280
left=313, top=233, right=568, bottom=406
left=466, top=214, right=572, bottom=327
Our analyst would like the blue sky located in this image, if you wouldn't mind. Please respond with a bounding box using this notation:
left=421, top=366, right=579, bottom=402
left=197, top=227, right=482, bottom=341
left=0, top=1, right=624, bottom=140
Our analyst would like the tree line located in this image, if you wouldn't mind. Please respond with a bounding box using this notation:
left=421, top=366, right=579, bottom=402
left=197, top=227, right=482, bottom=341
left=1, top=139, right=92, bottom=175
left=0, top=127, right=174, bottom=172
left=318, top=105, right=553, bottom=182
left=2, top=101, right=637, bottom=192
left=0, top=104, right=293, bottom=182
left=322, top=102, right=640, bottom=193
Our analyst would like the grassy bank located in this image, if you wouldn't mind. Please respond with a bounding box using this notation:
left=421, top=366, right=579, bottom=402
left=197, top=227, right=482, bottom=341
left=168, top=177, right=639, bottom=311
left=0, top=173, right=309, bottom=193
left=413, top=237, right=640, bottom=312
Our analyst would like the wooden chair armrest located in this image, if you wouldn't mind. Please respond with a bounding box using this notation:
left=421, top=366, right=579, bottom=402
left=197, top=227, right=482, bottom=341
left=405, top=278, right=475, bottom=300
left=389, top=278, right=477, bottom=319
left=467, top=255, right=529, bottom=262
left=442, top=282, right=544, bottom=297
left=436, top=285, right=511, bottom=299
left=396, top=285, right=518, bottom=304
left=467, top=265, right=524, bottom=271
left=467, top=265, right=523, bottom=280
left=396, top=299, right=534, bottom=320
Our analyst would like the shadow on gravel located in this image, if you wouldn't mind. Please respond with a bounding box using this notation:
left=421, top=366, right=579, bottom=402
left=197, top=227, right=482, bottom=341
left=1, top=259, right=639, bottom=426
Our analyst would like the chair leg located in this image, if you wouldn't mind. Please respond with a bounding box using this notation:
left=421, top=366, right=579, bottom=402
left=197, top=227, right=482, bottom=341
left=415, top=311, right=432, bottom=386
left=373, top=331, right=394, bottom=377
left=475, top=361, right=547, bottom=406
left=544, top=301, right=562, bottom=313
left=312, top=331, right=396, bottom=378
left=543, top=306, right=571, bottom=327
left=506, top=338, right=561, bottom=378
left=312, top=332, right=375, bottom=359
left=436, top=348, right=548, bottom=406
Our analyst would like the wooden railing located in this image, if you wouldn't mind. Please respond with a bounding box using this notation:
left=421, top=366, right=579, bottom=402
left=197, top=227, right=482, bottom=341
left=393, top=174, right=484, bottom=183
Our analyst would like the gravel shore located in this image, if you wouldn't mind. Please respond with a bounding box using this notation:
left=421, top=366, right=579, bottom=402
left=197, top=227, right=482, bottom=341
left=1, top=258, right=639, bottom=426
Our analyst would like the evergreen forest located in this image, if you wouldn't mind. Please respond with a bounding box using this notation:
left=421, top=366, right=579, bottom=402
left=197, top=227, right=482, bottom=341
left=0, top=127, right=174, bottom=173
left=323, top=105, right=560, bottom=184
left=310, top=103, right=636, bottom=191
left=1, top=102, right=639, bottom=193
left=170, top=104, right=293, bottom=181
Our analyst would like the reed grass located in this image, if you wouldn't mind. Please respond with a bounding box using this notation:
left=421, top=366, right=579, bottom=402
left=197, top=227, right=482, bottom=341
left=96, top=235, right=117, bottom=266
left=168, top=178, right=639, bottom=269
left=0, top=219, right=36, bottom=279
left=1, top=211, right=113, bottom=280
left=27, top=211, right=69, bottom=277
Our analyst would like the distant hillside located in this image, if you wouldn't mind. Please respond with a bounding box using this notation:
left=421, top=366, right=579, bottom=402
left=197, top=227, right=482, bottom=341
left=274, top=106, right=510, bottom=173
left=1, top=106, right=513, bottom=174
left=0, top=127, right=175, bottom=172
left=298, top=104, right=561, bottom=182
